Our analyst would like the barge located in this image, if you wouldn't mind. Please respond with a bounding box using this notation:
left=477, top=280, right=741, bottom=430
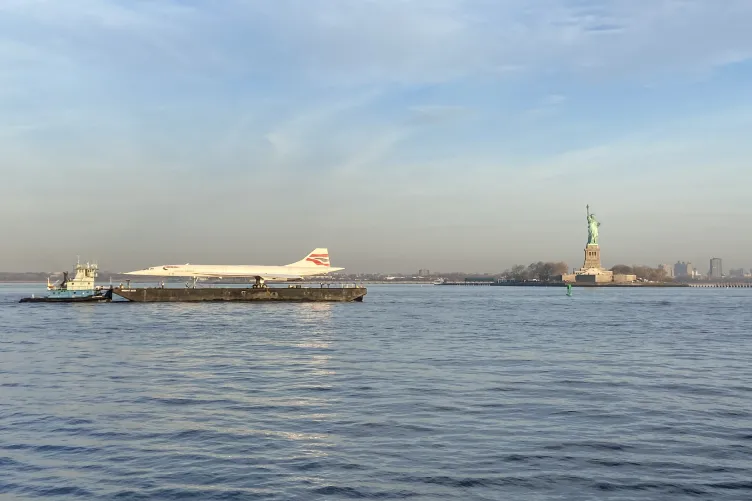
left=113, top=284, right=366, bottom=302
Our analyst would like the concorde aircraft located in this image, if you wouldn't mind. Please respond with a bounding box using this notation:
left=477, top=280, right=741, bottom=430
left=124, top=248, right=343, bottom=287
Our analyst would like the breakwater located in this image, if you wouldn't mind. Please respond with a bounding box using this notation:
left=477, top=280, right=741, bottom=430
left=440, top=281, right=752, bottom=288
left=688, top=282, right=752, bottom=288
left=440, top=281, right=691, bottom=287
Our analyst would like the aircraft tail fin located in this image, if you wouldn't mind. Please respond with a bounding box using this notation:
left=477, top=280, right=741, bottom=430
left=286, top=248, right=331, bottom=268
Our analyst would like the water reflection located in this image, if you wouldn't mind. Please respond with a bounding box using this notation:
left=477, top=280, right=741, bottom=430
left=286, top=304, right=334, bottom=377
left=287, top=302, right=333, bottom=323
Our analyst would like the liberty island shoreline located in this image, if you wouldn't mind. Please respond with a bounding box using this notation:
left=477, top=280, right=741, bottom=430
left=440, top=280, right=752, bottom=288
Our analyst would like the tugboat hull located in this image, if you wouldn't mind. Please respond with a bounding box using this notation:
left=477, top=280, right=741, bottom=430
left=114, top=286, right=366, bottom=303
left=19, top=289, right=113, bottom=303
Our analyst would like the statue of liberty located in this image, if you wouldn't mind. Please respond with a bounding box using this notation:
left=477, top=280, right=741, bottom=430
left=586, top=205, right=600, bottom=245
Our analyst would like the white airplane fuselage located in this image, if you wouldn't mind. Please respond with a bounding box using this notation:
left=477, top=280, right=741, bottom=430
left=130, top=264, right=343, bottom=279
left=125, top=248, right=343, bottom=281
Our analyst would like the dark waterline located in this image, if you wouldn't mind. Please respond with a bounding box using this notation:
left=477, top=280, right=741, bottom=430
left=1, top=284, right=751, bottom=500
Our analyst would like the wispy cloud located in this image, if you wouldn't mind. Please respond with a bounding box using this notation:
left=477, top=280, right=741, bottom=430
left=409, top=105, right=474, bottom=124
left=525, top=94, right=567, bottom=117
left=4, top=0, right=752, bottom=86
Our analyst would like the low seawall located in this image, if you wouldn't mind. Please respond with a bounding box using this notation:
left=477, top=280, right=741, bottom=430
left=441, top=281, right=690, bottom=288
left=688, top=283, right=752, bottom=288
left=439, top=281, right=495, bottom=286
left=440, top=281, right=752, bottom=288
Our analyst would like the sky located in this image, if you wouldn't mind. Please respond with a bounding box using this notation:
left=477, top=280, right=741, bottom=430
left=1, top=0, right=751, bottom=273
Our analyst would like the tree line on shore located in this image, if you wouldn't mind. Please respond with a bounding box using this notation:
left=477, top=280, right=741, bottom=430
left=501, top=262, right=569, bottom=282
left=610, top=265, right=672, bottom=282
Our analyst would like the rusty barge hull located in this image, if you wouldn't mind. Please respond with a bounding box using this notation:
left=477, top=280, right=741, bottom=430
left=113, top=287, right=366, bottom=303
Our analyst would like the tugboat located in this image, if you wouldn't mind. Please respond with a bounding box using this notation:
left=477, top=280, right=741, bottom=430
left=19, top=259, right=113, bottom=303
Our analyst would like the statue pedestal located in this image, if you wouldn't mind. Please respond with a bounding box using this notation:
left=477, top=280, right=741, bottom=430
left=582, top=244, right=602, bottom=270
left=574, top=244, right=614, bottom=283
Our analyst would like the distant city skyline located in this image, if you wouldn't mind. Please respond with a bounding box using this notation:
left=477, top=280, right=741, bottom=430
left=1, top=1, right=751, bottom=273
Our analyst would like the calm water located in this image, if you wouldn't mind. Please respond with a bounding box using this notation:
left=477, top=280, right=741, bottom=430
left=1, top=284, right=751, bottom=500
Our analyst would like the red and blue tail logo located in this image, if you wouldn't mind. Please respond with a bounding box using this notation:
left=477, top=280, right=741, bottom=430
left=306, top=254, right=330, bottom=267
left=287, top=248, right=333, bottom=269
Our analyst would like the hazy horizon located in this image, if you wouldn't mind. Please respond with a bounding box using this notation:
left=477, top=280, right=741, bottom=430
left=2, top=1, right=751, bottom=273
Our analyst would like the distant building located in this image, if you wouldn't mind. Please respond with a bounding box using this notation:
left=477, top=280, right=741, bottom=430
left=674, top=261, right=694, bottom=278
left=659, top=264, right=674, bottom=278
left=730, top=268, right=745, bottom=279
left=418, top=269, right=430, bottom=277
left=709, top=258, right=723, bottom=279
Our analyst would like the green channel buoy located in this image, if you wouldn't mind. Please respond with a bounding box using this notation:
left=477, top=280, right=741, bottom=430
left=566, top=284, right=573, bottom=296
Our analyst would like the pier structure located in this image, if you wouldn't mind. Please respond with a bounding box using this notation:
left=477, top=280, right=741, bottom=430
left=688, top=283, right=752, bottom=288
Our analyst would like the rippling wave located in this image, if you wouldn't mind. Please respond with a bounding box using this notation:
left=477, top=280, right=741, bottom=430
left=1, top=284, right=751, bottom=499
